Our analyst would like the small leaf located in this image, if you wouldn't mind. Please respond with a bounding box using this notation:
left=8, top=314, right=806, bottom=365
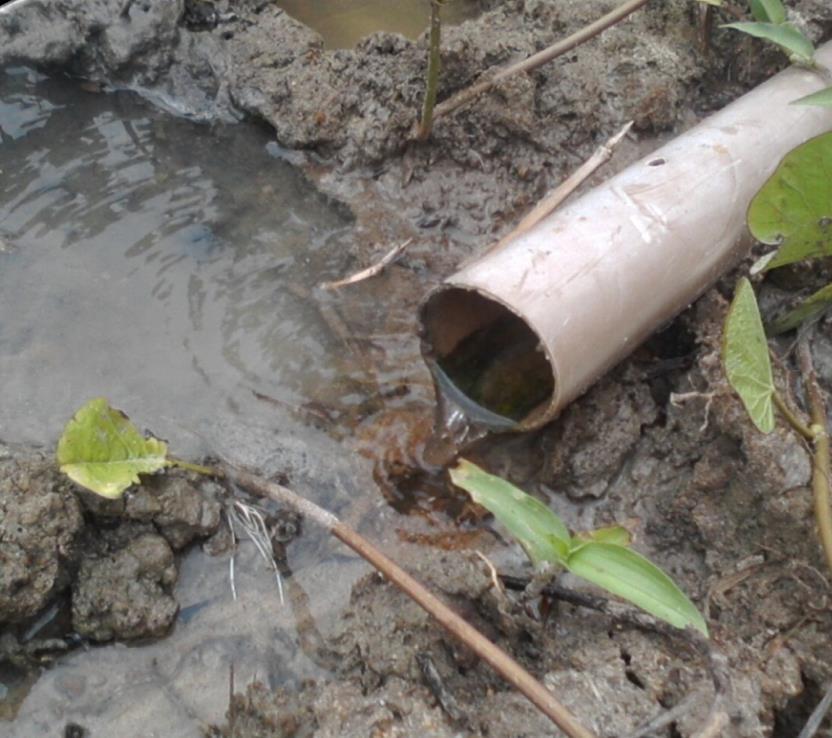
left=566, top=542, right=708, bottom=635
left=792, top=86, right=832, bottom=108
left=750, top=0, right=786, bottom=24
left=573, top=525, right=633, bottom=548
left=697, top=0, right=722, bottom=6
left=57, top=397, right=170, bottom=498
left=723, top=278, right=775, bottom=432
left=749, top=132, right=832, bottom=269
left=449, top=459, right=570, bottom=567
left=722, top=22, right=815, bottom=65
left=769, top=281, right=832, bottom=335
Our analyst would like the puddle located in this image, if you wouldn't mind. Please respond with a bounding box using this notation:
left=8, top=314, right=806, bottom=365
left=0, top=66, right=365, bottom=446
left=0, top=66, right=400, bottom=736
left=275, top=0, right=481, bottom=49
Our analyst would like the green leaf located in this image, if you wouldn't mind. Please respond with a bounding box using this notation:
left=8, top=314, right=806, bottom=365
left=792, top=86, right=832, bottom=108
left=572, top=525, right=633, bottom=548
left=722, top=22, right=815, bottom=65
left=449, top=459, right=570, bottom=566
left=769, top=281, right=832, bottom=335
left=750, top=0, right=786, bottom=24
left=566, top=542, right=708, bottom=635
left=697, top=0, right=722, bottom=6
left=723, top=278, right=775, bottom=433
left=749, top=132, right=832, bottom=269
left=57, top=397, right=170, bottom=499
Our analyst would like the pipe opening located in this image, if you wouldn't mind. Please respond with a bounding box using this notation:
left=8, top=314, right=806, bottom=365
left=420, top=288, right=555, bottom=428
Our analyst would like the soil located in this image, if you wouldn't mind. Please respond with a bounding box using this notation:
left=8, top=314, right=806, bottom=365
left=2, top=0, right=832, bottom=737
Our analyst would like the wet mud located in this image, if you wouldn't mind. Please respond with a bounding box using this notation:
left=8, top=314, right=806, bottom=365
left=2, top=0, right=832, bottom=736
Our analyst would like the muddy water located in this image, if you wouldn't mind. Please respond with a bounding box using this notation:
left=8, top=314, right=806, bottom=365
left=0, top=66, right=362, bottom=446
left=276, top=0, right=481, bottom=49
left=0, top=67, right=392, bottom=736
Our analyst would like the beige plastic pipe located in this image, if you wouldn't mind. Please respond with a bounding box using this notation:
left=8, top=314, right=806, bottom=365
left=421, top=44, right=832, bottom=433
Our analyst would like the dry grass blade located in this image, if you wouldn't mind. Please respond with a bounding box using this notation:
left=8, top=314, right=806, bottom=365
left=319, top=238, right=413, bottom=290
left=489, top=121, right=632, bottom=253
left=797, top=681, right=832, bottom=738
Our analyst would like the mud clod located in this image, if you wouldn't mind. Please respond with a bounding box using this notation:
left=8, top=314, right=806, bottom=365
left=0, top=446, right=84, bottom=625
left=71, top=526, right=179, bottom=642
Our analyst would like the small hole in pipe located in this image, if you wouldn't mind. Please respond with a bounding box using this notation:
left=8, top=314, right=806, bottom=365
left=647, top=158, right=666, bottom=167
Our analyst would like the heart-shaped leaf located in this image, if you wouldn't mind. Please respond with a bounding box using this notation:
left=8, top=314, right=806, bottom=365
left=722, top=22, right=814, bottom=65
left=723, top=278, right=775, bottom=433
left=57, top=397, right=170, bottom=498
left=450, top=459, right=570, bottom=566
left=749, top=132, right=832, bottom=269
left=566, top=542, right=708, bottom=636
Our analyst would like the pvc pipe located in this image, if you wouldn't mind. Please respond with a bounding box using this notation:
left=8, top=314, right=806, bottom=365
left=421, top=44, right=832, bottom=433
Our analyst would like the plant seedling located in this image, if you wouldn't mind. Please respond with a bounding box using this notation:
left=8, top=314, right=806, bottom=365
left=450, top=459, right=708, bottom=635
left=722, top=132, right=832, bottom=577
left=416, top=0, right=446, bottom=140
left=721, top=0, right=815, bottom=66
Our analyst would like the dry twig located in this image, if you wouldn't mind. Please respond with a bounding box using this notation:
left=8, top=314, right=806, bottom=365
left=489, top=121, right=632, bottom=252
left=319, top=238, right=413, bottom=290
left=229, top=467, right=598, bottom=738
left=433, top=0, right=651, bottom=123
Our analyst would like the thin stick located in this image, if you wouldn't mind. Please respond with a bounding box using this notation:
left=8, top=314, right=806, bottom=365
left=490, top=121, right=632, bottom=252
left=797, top=681, right=832, bottom=738
left=229, top=467, right=598, bottom=738
left=433, top=0, right=652, bottom=122
left=319, top=238, right=414, bottom=290
left=626, top=690, right=702, bottom=738
left=797, top=338, right=832, bottom=577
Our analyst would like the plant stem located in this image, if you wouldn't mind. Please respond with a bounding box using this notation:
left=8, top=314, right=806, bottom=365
left=796, top=339, right=832, bottom=578
left=169, top=457, right=222, bottom=477
left=229, top=467, right=598, bottom=738
left=773, top=391, right=814, bottom=441
left=432, top=0, right=652, bottom=122
left=417, top=0, right=443, bottom=140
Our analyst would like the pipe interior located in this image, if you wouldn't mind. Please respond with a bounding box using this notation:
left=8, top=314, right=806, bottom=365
left=421, top=288, right=555, bottom=424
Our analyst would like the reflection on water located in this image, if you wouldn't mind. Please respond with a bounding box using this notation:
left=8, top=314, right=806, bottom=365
left=0, top=66, right=358, bottom=445
left=276, top=0, right=481, bottom=49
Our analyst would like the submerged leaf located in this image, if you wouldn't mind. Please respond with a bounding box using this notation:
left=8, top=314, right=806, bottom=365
left=723, top=278, right=775, bottom=432
left=722, top=22, right=814, bottom=64
left=749, top=132, right=832, bottom=269
left=57, top=397, right=170, bottom=498
left=769, top=281, right=832, bottom=335
left=567, top=543, right=709, bottom=636
left=750, top=0, right=786, bottom=24
left=449, top=459, right=570, bottom=566
left=792, top=86, right=832, bottom=108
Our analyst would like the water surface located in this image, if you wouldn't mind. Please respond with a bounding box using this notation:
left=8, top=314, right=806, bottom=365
left=0, top=66, right=359, bottom=446
left=0, top=66, right=386, bottom=736
left=276, top=0, right=481, bottom=49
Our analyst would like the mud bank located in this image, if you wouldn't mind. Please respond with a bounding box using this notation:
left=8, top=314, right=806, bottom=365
left=2, top=0, right=832, bottom=736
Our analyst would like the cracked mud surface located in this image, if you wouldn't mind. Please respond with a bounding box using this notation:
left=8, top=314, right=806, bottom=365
left=2, top=0, right=832, bottom=736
